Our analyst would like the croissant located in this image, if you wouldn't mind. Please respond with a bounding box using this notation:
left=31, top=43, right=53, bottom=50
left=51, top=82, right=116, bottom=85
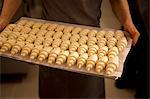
left=32, top=22, right=42, bottom=29
left=71, top=27, right=82, bottom=34
left=52, top=39, right=61, bottom=48
left=48, top=47, right=61, bottom=64
left=0, top=39, right=16, bottom=52
left=95, top=56, right=108, bottom=73
left=61, top=33, right=71, bottom=41
left=97, top=37, right=107, bottom=48
left=34, top=37, right=45, bottom=45
left=40, top=23, right=50, bottom=30
left=106, top=56, right=119, bottom=75
left=86, top=54, right=98, bottom=71
left=70, top=34, right=80, bottom=43
left=45, top=30, right=55, bottom=38
left=43, top=38, right=53, bottom=47
left=26, top=35, right=36, bottom=44
left=11, top=41, right=25, bottom=54
left=30, top=45, right=43, bottom=59
left=0, top=37, right=7, bottom=48
left=108, top=47, right=119, bottom=59
left=105, top=30, right=114, bottom=40
left=87, top=37, right=97, bottom=47
left=36, top=30, right=47, bottom=37
left=38, top=47, right=52, bottom=61
left=0, top=31, right=12, bottom=38
left=24, top=21, right=35, bottom=28
left=63, top=26, right=74, bottom=33
left=29, top=28, right=40, bottom=35
left=67, top=52, right=79, bottom=67
left=60, top=40, right=70, bottom=50
left=117, top=37, right=127, bottom=52
left=53, top=31, right=63, bottom=39
left=13, top=25, right=23, bottom=32
left=107, top=37, right=117, bottom=48
left=56, top=50, right=69, bottom=65
left=79, top=29, right=90, bottom=36
left=88, top=30, right=97, bottom=37
left=17, top=34, right=28, bottom=41
left=78, top=36, right=88, bottom=45
left=20, top=27, right=31, bottom=34
left=21, top=43, right=34, bottom=56
left=114, top=30, right=125, bottom=40
left=17, top=20, right=28, bottom=26
left=97, top=46, right=108, bottom=58
left=77, top=45, right=88, bottom=55
left=47, top=24, right=58, bottom=31
left=88, top=45, right=99, bottom=56
left=4, top=24, right=16, bottom=31
left=8, top=32, right=20, bottom=39
left=55, top=25, right=65, bottom=32
left=96, top=30, right=106, bottom=40
left=69, top=42, right=79, bottom=52
left=77, top=53, right=88, bottom=69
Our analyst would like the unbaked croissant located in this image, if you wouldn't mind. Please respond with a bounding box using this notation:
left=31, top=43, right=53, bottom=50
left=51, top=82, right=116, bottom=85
left=71, top=27, right=82, bottom=34
left=97, top=37, right=107, bottom=48
left=78, top=36, right=88, bottom=45
left=87, top=37, right=97, bottom=47
left=86, top=54, right=98, bottom=71
left=107, top=37, right=117, bottom=48
left=0, top=31, right=12, bottom=38
left=88, top=45, right=99, bottom=56
left=47, top=24, right=58, bottom=31
left=61, top=33, right=71, bottom=41
left=43, top=38, right=53, bottom=47
left=11, top=41, right=25, bottom=54
left=29, top=28, right=40, bottom=35
left=24, top=21, right=35, bottom=28
left=117, top=37, right=127, bottom=52
left=30, top=45, right=43, bottom=59
left=60, top=40, right=70, bottom=50
left=4, top=24, right=16, bottom=31
left=34, top=37, right=45, bottom=45
left=79, top=29, right=90, bottom=36
left=26, top=35, right=36, bottom=44
left=63, top=26, right=74, bottom=33
left=45, top=30, right=55, bottom=38
left=0, top=37, right=7, bottom=48
left=55, top=25, right=65, bottom=32
left=20, top=27, right=31, bottom=34
left=108, top=47, right=119, bottom=59
left=38, top=46, right=52, bottom=61
left=69, top=42, right=79, bottom=52
left=77, top=53, right=88, bottom=69
left=21, top=43, right=34, bottom=56
left=17, top=20, right=28, bottom=26
left=36, top=30, right=47, bottom=37
left=8, top=32, right=20, bottom=39
left=40, top=23, right=50, bottom=30
left=77, top=45, right=88, bottom=55
left=95, top=56, right=108, bottom=73
left=105, top=30, right=114, bottom=40
left=70, top=34, right=80, bottom=43
left=48, top=47, right=61, bottom=64
left=52, top=39, right=62, bottom=48
left=105, top=56, right=119, bottom=75
left=67, top=52, right=79, bottom=67
left=97, top=46, right=108, bottom=58
left=0, top=39, right=16, bottom=52
left=17, top=34, right=28, bottom=41
left=32, top=22, right=43, bottom=29
left=53, top=31, right=63, bottom=39
left=114, top=30, right=125, bottom=40
left=88, top=30, right=97, bottom=37
left=96, top=30, right=106, bottom=40
left=13, top=25, right=23, bottom=32
left=56, top=50, right=69, bottom=65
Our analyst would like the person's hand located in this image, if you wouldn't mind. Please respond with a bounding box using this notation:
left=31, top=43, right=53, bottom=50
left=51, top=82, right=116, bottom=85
left=0, top=16, right=10, bottom=32
left=123, top=21, right=140, bottom=46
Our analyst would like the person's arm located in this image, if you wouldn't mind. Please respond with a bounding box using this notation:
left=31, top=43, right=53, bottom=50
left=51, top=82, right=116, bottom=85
left=109, top=0, right=140, bottom=45
left=0, top=0, right=22, bottom=31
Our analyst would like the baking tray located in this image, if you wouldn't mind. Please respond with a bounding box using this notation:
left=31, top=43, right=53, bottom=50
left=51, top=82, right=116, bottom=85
left=0, top=17, right=132, bottom=79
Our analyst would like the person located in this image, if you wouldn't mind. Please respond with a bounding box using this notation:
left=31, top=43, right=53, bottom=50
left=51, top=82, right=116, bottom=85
left=0, top=0, right=140, bottom=98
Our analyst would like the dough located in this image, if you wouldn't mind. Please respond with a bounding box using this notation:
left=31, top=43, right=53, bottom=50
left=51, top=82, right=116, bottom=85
left=77, top=45, right=88, bottom=55
left=96, top=56, right=108, bottom=73
left=67, top=52, right=79, bottom=67
left=97, top=37, right=107, bottom=48
left=30, top=45, right=43, bottom=59
left=52, top=39, right=62, bottom=48
left=88, top=45, right=99, bottom=56
left=77, top=53, right=88, bottom=69
left=11, top=41, right=25, bottom=54
left=88, top=30, right=97, bottom=37
left=86, top=54, right=98, bottom=71
left=69, top=42, right=79, bottom=52
left=78, top=36, right=88, bottom=45
left=21, top=43, right=34, bottom=56
left=97, top=46, right=108, bottom=58
left=71, top=27, right=82, bottom=34
left=79, top=29, right=90, bottom=36
left=87, top=37, right=97, bottom=47
left=60, top=40, right=70, bottom=50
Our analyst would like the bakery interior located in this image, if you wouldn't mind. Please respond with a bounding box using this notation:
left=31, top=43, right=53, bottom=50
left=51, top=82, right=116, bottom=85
left=0, top=0, right=149, bottom=99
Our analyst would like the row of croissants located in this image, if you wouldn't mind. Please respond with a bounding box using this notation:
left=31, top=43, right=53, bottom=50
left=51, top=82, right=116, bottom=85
left=0, top=19, right=128, bottom=75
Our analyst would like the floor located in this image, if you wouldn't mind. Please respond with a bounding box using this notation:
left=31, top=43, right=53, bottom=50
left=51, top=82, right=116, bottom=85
left=0, top=0, right=135, bottom=99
